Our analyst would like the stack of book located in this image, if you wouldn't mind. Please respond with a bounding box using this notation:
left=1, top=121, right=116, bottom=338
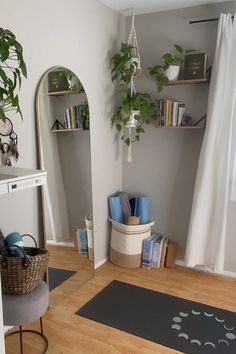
left=142, top=233, right=176, bottom=269
left=154, top=99, right=186, bottom=127
left=64, top=105, right=85, bottom=129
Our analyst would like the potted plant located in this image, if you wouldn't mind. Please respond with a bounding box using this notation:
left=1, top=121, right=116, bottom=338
left=0, top=27, right=27, bottom=121
left=111, top=42, right=140, bottom=84
left=111, top=90, right=154, bottom=146
left=148, top=44, right=194, bottom=92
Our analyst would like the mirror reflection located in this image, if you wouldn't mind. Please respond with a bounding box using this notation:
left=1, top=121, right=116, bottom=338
left=35, top=66, right=94, bottom=306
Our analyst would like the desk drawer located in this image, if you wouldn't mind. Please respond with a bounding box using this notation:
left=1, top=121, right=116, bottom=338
left=8, top=175, right=46, bottom=193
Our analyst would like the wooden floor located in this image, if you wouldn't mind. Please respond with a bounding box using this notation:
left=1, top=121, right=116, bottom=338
left=5, top=261, right=236, bottom=354
left=47, top=245, right=94, bottom=307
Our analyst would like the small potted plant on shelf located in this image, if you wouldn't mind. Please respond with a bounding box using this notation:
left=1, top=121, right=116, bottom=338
left=111, top=90, right=154, bottom=146
left=0, top=27, right=27, bottom=121
left=111, top=42, right=140, bottom=84
left=148, top=44, right=195, bottom=92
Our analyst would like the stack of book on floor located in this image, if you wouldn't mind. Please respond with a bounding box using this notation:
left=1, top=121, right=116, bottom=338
left=76, top=228, right=88, bottom=256
left=64, top=105, right=84, bottom=129
left=142, top=233, right=177, bottom=269
left=154, top=99, right=186, bottom=127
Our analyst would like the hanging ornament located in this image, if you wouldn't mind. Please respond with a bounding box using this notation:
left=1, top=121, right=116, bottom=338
left=1, top=143, right=12, bottom=166
left=0, top=118, right=19, bottom=166
left=9, top=131, right=19, bottom=161
left=126, top=13, right=141, bottom=163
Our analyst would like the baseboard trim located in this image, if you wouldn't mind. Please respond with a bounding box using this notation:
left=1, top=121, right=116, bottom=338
left=221, top=270, right=236, bottom=278
left=175, top=259, right=236, bottom=278
left=95, top=257, right=108, bottom=269
left=4, top=326, right=13, bottom=333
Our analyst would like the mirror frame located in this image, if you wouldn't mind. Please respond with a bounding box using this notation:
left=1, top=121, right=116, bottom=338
left=35, top=66, right=95, bottom=274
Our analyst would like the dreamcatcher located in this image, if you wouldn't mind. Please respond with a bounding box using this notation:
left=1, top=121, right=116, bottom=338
left=126, top=13, right=141, bottom=163
left=0, top=118, right=19, bottom=166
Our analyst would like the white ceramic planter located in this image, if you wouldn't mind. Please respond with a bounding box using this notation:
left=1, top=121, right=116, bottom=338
left=126, top=57, right=141, bottom=76
left=125, top=110, right=140, bottom=128
left=165, top=65, right=180, bottom=81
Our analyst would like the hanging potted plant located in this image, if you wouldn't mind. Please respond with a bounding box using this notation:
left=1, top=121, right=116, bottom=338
left=111, top=42, right=140, bottom=84
left=148, top=44, right=195, bottom=91
left=111, top=90, right=154, bottom=146
left=0, top=28, right=27, bottom=121
left=111, top=13, right=154, bottom=162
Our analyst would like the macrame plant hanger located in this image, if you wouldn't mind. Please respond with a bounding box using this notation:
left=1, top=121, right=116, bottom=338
left=126, top=12, right=141, bottom=163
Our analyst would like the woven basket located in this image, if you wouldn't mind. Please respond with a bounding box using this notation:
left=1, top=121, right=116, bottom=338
left=0, top=234, right=49, bottom=295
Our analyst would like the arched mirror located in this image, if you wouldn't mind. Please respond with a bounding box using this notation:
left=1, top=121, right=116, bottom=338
left=35, top=66, right=94, bottom=306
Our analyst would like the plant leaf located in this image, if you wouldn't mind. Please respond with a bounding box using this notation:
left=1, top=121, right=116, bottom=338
left=125, top=138, right=130, bottom=146
left=116, top=123, right=122, bottom=132
left=0, top=44, right=9, bottom=61
left=175, top=44, right=183, bottom=53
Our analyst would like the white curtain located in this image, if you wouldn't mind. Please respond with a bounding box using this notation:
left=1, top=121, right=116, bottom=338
left=185, top=14, right=236, bottom=273
left=38, top=79, right=70, bottom=242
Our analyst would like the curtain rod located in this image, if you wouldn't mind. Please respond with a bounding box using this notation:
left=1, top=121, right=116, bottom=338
left=189, top=16, right=234, bottom=24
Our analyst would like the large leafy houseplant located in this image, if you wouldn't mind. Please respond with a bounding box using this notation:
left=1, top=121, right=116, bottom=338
left=148, top=44, right=194, bottom=92
left=0, top=28, right=27, bottom=121
left=111, top=43, right=154, bottom=146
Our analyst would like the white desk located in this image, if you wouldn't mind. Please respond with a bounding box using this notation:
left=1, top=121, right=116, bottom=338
left=0, top=166, right=46, bottom=195
left=0, top=166, right=46, bottom=354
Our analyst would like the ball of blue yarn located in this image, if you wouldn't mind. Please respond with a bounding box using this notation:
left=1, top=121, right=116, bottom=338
left=5, top=232, right=24, bottom=257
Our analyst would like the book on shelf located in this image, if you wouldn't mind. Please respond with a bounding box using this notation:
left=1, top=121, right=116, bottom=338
left=151, top=234, right=166, bottom=269
left=155, top=99, right=186, bottom=127
left=142, top=234, right=173, bottom=269
left=160, top=238, right=168, bottom=268
left=142, top=233, right=160, bottom=269
left=184, top=52, right=207, bottom=80
left=64, top=104, right=85, bottom=130
left=76, top=228, right=88, bottom=255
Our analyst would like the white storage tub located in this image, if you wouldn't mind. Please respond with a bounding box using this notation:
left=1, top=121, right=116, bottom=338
left=109, top=218, right=154, bottom=268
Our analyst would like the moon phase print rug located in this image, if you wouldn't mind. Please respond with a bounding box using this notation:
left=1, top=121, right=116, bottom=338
left=76, top=280, right=236, bottom=354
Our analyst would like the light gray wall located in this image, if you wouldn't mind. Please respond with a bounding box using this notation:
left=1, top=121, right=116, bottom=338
left=123, top=2, right=236, bottom=262
left=0, top=0, right=124, bottom=268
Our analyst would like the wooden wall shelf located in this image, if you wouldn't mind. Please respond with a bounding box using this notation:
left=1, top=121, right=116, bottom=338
left=52, top=128, right=85, bottom=133
left=48, top=90, right=85, bottom=96
left=167, top=78, right=209, bottom=85
left=155, top=126, right=204, bottom=129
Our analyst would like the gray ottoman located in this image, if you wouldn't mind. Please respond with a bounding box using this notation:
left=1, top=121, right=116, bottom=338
left=3, top=281, right=49, bottom=354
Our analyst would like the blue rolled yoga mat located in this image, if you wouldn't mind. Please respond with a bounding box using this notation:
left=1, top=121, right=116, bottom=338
left=108, top=196, right=123, bottom=224
left=118, top=192, right=131, bottom=224
left=134, top=196, right=151, bottom=224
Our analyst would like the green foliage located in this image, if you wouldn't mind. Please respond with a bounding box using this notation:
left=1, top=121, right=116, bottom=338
left=112, top=90, right=154, bottom=145
left=111, top=42, right=139, bottom=84
left=111, top=42, right=155, bottom=145
left=80, top=100, right=89, bottom=130
left=148, top=44, right=195, bottom=92
left=0, top=28, right=27, bottom=121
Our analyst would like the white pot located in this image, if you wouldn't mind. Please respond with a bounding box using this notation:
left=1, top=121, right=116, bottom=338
left=125, top=110, right=140, bottom=128
left=126, top=57, right=141, bottom=76
left=165, top=65, right=180, bottom=81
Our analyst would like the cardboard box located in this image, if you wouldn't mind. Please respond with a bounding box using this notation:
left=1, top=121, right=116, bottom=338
left=165, top=242, right=177, bottom=268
